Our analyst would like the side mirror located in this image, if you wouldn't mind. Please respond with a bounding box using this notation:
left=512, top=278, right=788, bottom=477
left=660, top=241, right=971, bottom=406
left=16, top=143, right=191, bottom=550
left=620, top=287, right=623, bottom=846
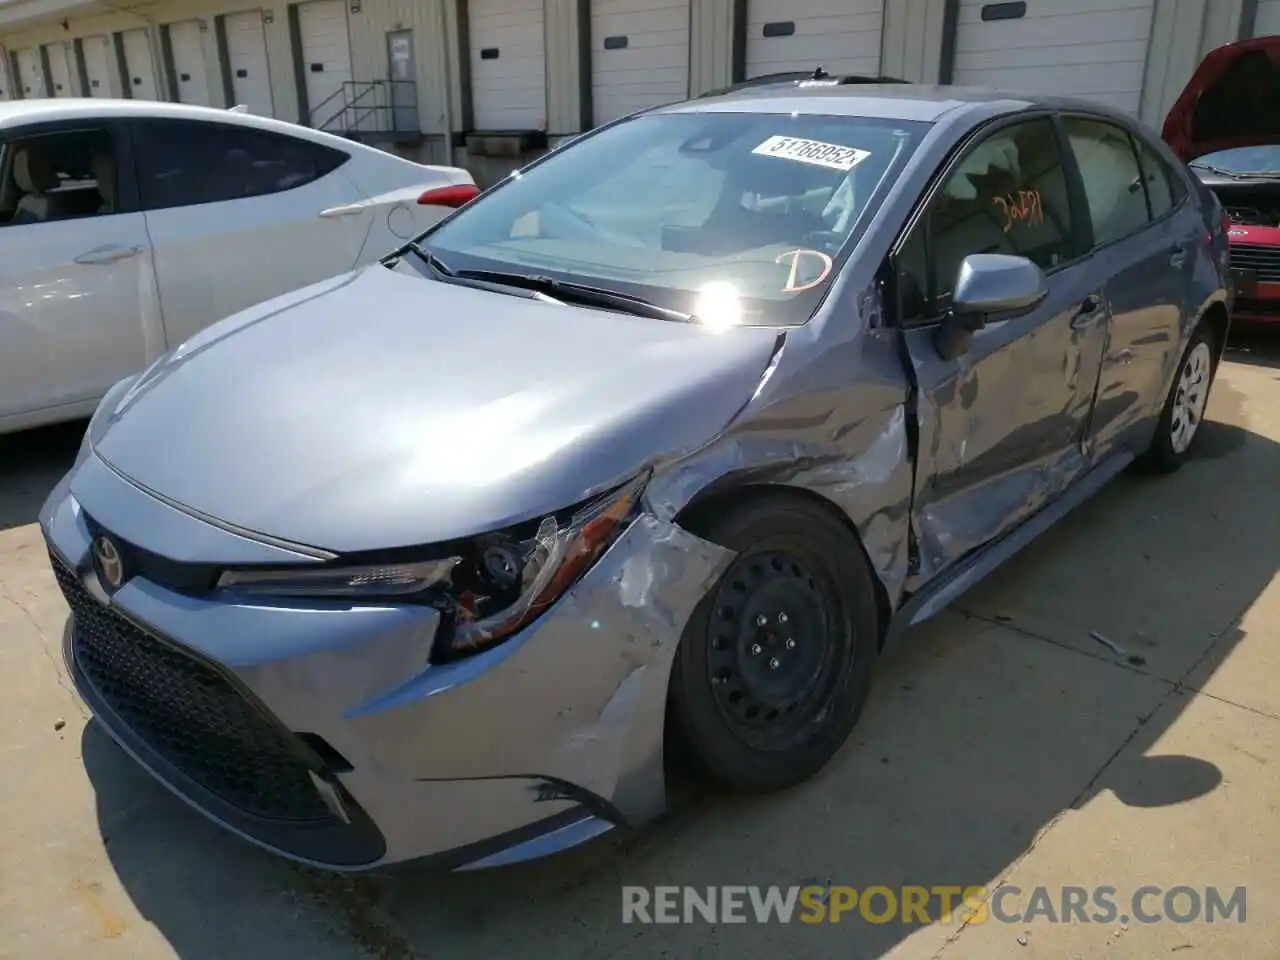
left=934, top=254, right=1048, bottom=360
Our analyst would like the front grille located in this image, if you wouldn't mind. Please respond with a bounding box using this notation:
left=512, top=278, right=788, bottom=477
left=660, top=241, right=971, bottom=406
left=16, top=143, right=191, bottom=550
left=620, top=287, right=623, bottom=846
left=1229, top=243, right=1280, bottom=283
left=51, top=554, right=336, bottom=824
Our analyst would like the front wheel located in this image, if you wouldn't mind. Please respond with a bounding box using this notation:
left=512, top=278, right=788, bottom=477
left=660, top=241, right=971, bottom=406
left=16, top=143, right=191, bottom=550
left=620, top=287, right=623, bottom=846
left=667, top=496, right=880, bottom=792
left=1139, top=325, right=1217, bottom=474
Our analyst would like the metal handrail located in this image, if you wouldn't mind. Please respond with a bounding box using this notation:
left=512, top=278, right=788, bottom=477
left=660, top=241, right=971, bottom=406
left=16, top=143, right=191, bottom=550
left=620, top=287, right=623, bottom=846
left=308, top=83, right=348, bottom=128
left=314, top=80, right=377, bottom=131
left=311, top=79, right=419, bottom=136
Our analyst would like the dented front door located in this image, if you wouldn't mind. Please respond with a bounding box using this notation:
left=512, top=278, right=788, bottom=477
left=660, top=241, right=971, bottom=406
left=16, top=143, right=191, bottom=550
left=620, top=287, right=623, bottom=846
left=895, top=116, right=1109, bottom=583
left=902, top=261, right=1104, bottom=581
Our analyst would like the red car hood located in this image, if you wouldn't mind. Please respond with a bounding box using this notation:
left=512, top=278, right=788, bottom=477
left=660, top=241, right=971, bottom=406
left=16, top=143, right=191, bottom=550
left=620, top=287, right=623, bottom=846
left=1163, top=36, right=1280, bottom=162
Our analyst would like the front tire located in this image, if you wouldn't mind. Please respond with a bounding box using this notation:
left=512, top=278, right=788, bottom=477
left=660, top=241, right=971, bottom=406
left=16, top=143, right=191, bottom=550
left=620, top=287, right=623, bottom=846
left=1140, top=324, right=1217, bottom=474
left=667, top=496, right=880, bottom=793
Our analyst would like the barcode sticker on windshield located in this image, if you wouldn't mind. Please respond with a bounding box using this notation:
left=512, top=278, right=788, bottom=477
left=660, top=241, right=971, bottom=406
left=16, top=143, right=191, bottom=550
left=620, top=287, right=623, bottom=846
left=752, top=136, right=871, bottom=172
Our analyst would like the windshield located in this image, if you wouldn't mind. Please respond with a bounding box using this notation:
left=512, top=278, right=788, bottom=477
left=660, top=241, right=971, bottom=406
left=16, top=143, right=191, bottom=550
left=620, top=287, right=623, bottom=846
left=419, top=111, right=929, bottom=326
left=1194, top=146, right=1280, bottom=175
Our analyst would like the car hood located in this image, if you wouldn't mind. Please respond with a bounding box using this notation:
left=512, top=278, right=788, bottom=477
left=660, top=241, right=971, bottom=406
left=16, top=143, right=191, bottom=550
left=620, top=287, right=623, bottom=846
left=1163, top=36, right=1280, bottom=162
left=91, top=265, right=783, bottom=553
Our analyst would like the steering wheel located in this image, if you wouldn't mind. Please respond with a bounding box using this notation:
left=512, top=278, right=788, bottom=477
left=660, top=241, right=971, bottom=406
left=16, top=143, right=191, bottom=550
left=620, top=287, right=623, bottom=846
left=799, top=230, right=845, bottom=255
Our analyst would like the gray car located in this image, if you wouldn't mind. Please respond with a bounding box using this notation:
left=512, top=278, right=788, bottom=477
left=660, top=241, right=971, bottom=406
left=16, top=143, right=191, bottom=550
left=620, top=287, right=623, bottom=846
left=40, top=78, right=1230, bottom=872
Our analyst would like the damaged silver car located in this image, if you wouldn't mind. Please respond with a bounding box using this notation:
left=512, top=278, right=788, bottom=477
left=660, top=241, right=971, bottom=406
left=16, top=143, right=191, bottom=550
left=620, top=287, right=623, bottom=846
left=41, top=77, right=1230, bottom=872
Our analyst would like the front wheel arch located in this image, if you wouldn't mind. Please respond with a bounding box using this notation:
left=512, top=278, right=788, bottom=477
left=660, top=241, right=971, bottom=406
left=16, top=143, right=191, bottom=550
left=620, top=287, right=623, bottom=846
left=675, top=482, right=893, bottom=650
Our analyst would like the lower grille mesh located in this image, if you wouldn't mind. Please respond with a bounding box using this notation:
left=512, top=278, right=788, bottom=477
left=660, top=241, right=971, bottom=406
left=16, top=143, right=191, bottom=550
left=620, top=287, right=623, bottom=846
left=52, top=554, right=336, bottom=824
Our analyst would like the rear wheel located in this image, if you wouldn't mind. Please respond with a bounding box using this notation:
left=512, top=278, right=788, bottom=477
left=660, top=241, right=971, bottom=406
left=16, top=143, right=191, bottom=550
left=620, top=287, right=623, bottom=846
left=1139, top=325, right=1217, bottom=473
left=667, top=496, right=880, bottom=792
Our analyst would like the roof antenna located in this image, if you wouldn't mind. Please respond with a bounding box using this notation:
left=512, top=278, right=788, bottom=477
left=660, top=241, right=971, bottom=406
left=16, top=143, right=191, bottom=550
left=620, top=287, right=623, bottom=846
left=812, top=65, right=829, bottom=80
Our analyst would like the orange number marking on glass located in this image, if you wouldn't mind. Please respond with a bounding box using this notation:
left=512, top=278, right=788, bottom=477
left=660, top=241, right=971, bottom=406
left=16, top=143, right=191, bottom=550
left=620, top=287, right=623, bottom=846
left=991, top=189, right=1044, bottom=232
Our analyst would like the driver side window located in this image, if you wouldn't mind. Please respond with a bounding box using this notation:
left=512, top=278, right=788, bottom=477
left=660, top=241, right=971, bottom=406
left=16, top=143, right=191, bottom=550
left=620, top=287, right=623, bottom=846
left=897, top=117, right=1076, bottom=322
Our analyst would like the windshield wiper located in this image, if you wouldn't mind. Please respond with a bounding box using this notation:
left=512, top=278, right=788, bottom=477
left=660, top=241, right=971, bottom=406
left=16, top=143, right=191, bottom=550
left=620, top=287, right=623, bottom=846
left=1189, top=162, right=1256, bottom=180
left=383, top=244, right=565, bottom=303
left=451, top=269, right=694, bottom=323
left=383, top=240, right=456, bottom=276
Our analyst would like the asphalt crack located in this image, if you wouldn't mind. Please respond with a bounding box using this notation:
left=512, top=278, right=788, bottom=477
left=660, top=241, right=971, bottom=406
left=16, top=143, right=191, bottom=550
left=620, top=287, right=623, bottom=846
left=288, top=868, right=420, bottom=960
left=0, top=576, right=89, bottom=720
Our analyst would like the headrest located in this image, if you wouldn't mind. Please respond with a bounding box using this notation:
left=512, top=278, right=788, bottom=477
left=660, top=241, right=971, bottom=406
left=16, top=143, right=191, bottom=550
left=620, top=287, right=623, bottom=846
left=91, top=153, right=115, bottom=202
left=13, top=148, right=59, bottom=194
left=945, top=139, right=1022, bottom=200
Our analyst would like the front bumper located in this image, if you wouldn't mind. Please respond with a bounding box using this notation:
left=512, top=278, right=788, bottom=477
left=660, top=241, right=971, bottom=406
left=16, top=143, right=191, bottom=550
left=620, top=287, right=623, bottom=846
left=1229, top=263, right=1280, bottom=323
left=41, top=453, right=732, bottom=871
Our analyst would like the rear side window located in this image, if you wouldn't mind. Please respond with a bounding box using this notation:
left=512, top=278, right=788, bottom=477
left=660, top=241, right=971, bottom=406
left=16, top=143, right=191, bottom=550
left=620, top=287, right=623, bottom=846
left=924, top=117, right=1076, bottom=313
left=1063, top=117, right=1149, bottom=246
left=133, top=119, right=349, bottom=210
left=1132, top=135, right=1178, bottom=219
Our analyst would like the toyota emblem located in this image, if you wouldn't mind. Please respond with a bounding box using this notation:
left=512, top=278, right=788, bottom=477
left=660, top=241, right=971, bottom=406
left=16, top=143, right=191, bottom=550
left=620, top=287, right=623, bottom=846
left=92, top=535, right=126, bottom=591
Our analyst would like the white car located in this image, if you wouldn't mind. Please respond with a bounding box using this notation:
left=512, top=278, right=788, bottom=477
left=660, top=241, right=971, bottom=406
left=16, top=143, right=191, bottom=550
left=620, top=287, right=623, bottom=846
left=0, top=99, right=477, bottom=434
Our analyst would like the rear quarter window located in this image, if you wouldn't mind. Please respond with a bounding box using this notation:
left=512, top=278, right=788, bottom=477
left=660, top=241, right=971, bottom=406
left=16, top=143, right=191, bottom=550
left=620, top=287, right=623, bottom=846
left=134, top=119, right=349, bottom=210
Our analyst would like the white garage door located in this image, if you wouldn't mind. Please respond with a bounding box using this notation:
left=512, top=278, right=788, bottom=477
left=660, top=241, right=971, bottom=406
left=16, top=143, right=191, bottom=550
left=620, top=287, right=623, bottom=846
left=469, top=0, right=547, bottom=130
left=121, top=29, right=160, bottom=100
left=951, top=0, right=1155, bottom=114
left=225, top=10, right=275, bottom=116
left=745, top=0, right=883, bottom=79
left=167, top=20, right=211, bottom=104
left=81, top=35, right=118, bottom=97
left=15, top=48, right=45, bottom=98
left=44, top=43, right=76, bottom=96
left=590, top=0, right=689, bottom=125
left=298, top=0, right=352, bottom=125
left=1254, top=0, right=1280, bottom=36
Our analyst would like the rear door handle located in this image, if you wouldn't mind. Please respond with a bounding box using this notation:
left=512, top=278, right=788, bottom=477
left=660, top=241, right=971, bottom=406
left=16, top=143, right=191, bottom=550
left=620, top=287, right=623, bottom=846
left=74, top=244, right=143, bottom=265
left=1069, top=294, right=1105, bottom=329
left=1169, top=244, right=1190, bottom=268
left=319, top=202, right=368, bottom=218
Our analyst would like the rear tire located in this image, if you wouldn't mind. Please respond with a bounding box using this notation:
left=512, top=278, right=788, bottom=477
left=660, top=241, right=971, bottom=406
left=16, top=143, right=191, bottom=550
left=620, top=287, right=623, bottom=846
left=667, top=496, right=880, bottom=792
left=1138, top=324, right=1217, bottom=474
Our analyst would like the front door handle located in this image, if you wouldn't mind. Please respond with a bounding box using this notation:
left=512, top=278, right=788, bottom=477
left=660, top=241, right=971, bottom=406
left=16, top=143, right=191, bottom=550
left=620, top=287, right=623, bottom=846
left=74, top=244, right=143, bottom=265
left=1069, top=294, right=1105, bottom=329
left=319, top=202, right=368, bottom=219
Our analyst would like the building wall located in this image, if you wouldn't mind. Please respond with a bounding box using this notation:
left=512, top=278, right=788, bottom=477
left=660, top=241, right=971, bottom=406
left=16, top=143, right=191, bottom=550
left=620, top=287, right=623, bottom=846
left=0, top=0, right=1267, bottom=174
left=0, top=0, right=302, bottom=121
left=1140, top=0, right=1249, bottom=125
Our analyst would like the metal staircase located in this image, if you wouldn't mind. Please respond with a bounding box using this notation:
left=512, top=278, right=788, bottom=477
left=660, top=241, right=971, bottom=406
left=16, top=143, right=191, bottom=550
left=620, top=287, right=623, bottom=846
left=309, top=80, right=420, bottom=144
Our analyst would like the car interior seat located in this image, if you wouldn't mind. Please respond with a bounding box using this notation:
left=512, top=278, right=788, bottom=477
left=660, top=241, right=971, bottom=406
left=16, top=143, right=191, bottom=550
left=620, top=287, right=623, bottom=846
left=931, top=137, right=1023, bottom=294
left=11, top=148, right=59, bottom=224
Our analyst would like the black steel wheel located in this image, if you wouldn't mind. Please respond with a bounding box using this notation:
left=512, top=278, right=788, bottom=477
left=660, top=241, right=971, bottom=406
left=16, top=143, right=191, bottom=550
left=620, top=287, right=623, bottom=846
left=668, top=495, right=881, bottom=792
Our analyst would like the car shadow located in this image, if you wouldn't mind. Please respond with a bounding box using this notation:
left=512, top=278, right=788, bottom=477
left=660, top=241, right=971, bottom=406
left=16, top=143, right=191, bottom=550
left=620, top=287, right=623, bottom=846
left=0, top=419, right=85, bottom=533
left=71, top=370, right=1280, bottom=960
left=1224, top=325, right=1280, bottom=369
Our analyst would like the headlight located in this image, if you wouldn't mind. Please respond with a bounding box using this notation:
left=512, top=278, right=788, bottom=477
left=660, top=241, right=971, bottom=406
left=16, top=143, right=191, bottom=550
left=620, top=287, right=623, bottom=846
left=216, top=472, right=647, bottom=660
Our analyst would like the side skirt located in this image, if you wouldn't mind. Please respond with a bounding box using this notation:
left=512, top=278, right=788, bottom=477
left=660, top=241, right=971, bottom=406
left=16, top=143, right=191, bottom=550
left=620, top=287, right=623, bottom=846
left=884, top=448, right=1135, bottom=644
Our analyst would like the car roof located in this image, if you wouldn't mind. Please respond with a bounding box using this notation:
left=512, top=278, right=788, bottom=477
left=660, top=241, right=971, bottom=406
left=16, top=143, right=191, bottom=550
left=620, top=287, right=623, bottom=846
left=659, top=79, right=1137, bottom=125
left=0, top=98, right=358, bottom=148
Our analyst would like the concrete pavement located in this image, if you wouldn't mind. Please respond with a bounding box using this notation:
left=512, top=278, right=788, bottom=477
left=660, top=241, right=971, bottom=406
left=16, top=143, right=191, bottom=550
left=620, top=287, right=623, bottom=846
left=1, top=341, right=1278, bottom=959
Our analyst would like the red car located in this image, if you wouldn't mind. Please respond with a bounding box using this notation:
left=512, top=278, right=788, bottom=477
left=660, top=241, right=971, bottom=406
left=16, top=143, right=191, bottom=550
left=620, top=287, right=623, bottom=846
left=1164, top=36, right=1280, bottom=325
